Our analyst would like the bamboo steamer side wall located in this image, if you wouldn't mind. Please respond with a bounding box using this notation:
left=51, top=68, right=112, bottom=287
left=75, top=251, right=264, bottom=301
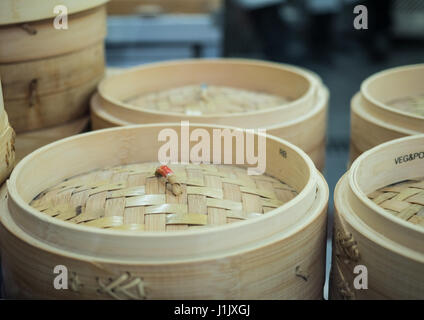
left=349, top=92, right=419, bottom=164
left=91, top=88, right=328, bottom=171
left=0, top=84, right=15, bottom=185
left=1, top=43, right=104, bottom=133
left=0, top=184, right=327, bottom=299
left=330, top=176, right=424, bottom=300
left=0, top=115, right=15, bottom=185
left=0, top=5, right=107, bottom=133
left=14, top=117, right=89, bottom=162
left=350, top=96, right=407, bottom=164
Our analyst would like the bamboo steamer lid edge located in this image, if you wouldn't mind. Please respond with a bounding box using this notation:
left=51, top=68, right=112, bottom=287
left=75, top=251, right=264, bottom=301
left=97, top=59, right=320, bottom=128
left=332, top=175, right=424, bottom=300
left=348, top=135, right=424, bottom=253
left=360, top=64, right=424, bottom=131
left=0, top=0, right=109, bottom=26
left=1, top=173, right=328, bottom=264
left=6, top=123, right=326, bottom=262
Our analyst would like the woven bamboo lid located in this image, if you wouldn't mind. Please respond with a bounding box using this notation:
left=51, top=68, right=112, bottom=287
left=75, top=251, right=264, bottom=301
left=0, top=0, right=109, bottom=26
left=125, top=84, right=289, bottom=115
left=368, top=178, right=424, bottom=228
left=30, top=163, right=297, bottom=231
left=0, top=82, right=15, bottom=185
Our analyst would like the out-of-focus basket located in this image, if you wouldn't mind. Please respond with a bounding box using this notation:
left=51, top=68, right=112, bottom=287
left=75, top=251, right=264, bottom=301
left=14, top=116, right=89, bottom=162
left=91, top=59, right=328, bottom=171
left=350, top=64, right=424, bottom=164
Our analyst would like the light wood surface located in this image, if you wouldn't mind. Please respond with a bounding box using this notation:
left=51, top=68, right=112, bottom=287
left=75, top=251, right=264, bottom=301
left=107, top=0, right=222, bottom=15
left=15, top=116, right=89, bottom=162
left=1, top=124, right=328, bottom=299
left=331, top=135, right=424, bottom=299
left=0, top=6, right=107, bottom=63
left=2, top=42, right=104, bottom=133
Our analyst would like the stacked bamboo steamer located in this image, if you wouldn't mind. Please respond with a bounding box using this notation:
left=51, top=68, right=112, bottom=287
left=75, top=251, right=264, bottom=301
left=91, top=59, right=329, bottom=171
left=350, top=64, right=424, bottom=164
left=0, top=0, right=109, bottom=161
left=0, top=82, right=15, bottom=185
left=331, top=135, right=424, bottom=299
left=0, top=124, right=328, bottom=299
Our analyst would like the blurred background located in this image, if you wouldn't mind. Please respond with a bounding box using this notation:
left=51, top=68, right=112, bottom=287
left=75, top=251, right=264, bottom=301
left=104, top=0, right=424, bottom=298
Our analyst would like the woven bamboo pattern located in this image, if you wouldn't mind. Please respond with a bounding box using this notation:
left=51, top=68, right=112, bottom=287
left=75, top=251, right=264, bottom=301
left=387, top=94, right=424, bottom=116
left=368, top=177, right=424, bottom=227
left=125, top=84, right=288, bottom=115
left=30, top=163, right=297, bottom=231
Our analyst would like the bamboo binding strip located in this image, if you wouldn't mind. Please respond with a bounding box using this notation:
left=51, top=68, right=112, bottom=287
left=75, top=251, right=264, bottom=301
left=0, top=5, right=107, bottom=133
left=350, top=64, right=424, bottom=164
left=0, top=83, right=15, bottom=185
left=0, top=124, right=328, bottom=299
left=92, top=59, right=329, bottom=171
left=331, top=135, right=424, bottom=299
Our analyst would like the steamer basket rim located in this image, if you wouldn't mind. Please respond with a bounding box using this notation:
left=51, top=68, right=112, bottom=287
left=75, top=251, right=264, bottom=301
left=0, top=177, right=328, bottom=263
left=351, top=91, right=422, bottom=135
left=98, top=58, right=319, bottom=119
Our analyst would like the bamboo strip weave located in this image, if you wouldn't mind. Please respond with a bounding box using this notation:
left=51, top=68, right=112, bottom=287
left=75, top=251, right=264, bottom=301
left=368, top=177, right=424, bottom=227
left=30, top=163, right=298, bottom=231
left=125, top=85, right=289, bottom=115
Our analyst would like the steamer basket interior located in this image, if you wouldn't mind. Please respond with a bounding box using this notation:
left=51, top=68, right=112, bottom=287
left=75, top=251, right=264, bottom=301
left=9, top=124, right=315, bottom=235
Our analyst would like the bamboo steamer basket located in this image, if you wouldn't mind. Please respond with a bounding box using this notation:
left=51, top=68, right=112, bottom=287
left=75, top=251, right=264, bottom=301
left=0, top=5, right=107, bottom=133
left=91, top=59, right=328, bottom=171
left=0, top=0, right=109, bottom=26
left=0, top=83, right=15, bottom=185
left=14, top=116, right=89, bottom=162
left=0, top=124, right=328, bottom=299
left=331, top=135, right=424, bottom=299
left=350, top=64, right=424, bottom=164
